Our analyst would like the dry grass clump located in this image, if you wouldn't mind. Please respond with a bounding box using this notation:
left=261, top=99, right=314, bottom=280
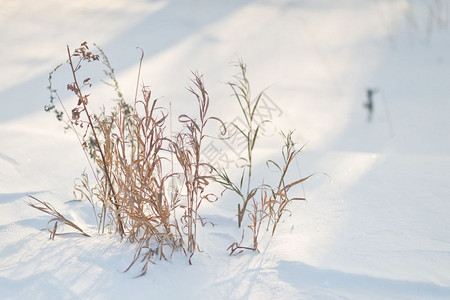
left=215, top=61, right=314, bottom=254
left=39, top=42, right=220, bottom=275
left=32, top=43, right=317, bottom=274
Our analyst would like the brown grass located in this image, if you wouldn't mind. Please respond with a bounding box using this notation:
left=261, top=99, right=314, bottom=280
left=33, top=43, right=317, bottom=273
left=38, top=42, right=222, bottom=275
left=28, top=195, right=90, bottom=239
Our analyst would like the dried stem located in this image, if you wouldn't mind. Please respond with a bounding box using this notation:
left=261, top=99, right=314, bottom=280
left=66, top=45, right=125, bottom=237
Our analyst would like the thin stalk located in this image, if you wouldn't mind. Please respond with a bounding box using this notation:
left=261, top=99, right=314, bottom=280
left=66, top=45, right=125, bottom=237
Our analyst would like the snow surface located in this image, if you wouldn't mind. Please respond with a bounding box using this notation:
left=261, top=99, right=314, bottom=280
left=1, top=0, right=450, bottom=299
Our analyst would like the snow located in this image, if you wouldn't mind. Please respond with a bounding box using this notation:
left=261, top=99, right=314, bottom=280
left=1, top=0, right=450, bottom=299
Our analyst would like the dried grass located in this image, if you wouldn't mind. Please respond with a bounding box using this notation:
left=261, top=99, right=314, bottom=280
left=37, top=42, right=221, bottom=275
left=32, top=43, right=318, bottom=273
left=28, top=195, right=90, bottom=239
left=214, top=61, right=315, bottom=253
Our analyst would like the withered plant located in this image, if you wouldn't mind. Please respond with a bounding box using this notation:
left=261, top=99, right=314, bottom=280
left=214, top=61, right=314, bottom=254
left=34, top=43, right=315, bottom=272
left=38, top=42, right=220, bottom=275
left=172, top=72, right=223, bottom=262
